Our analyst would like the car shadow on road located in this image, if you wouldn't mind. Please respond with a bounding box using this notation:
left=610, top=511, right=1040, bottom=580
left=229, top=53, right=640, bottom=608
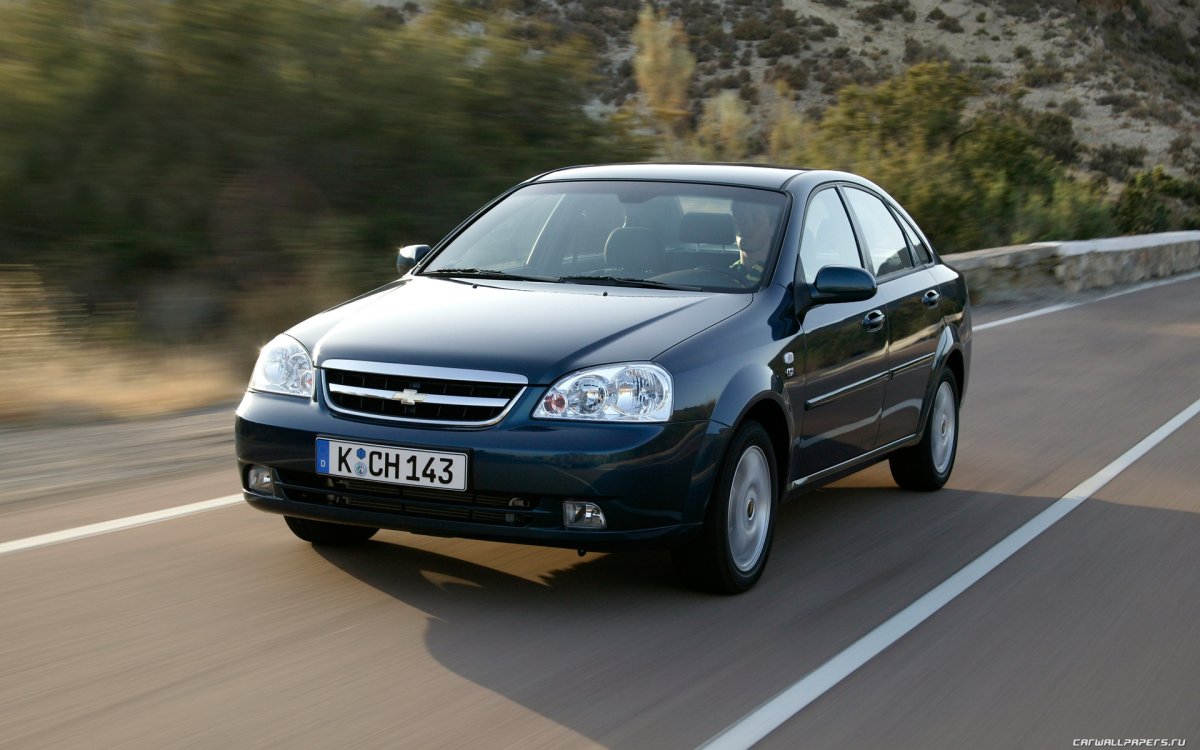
left=312, top=475, right=1059, bottom=747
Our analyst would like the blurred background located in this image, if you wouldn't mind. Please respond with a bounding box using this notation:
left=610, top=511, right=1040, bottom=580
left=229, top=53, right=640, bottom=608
left=2, top=0, right=1198, bottom=424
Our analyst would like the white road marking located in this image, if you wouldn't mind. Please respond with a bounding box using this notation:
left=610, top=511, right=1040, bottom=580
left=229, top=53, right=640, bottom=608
left=974, top=302, right=1080, bottom=331
left=974, top=270, right=1200, bottom=331
left=699, top=396, right=1200, bottom=750
left=0, top=494, right=244, bottom=557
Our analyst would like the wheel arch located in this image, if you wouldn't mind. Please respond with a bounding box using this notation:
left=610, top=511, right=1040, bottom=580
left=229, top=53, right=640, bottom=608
left=944, top=348, right=965, bottom=404
left=915, top=325, right=967, bottom=442
left=701, top=362, right=793, bottom=520
left=740, top=399, right=790, bottom=501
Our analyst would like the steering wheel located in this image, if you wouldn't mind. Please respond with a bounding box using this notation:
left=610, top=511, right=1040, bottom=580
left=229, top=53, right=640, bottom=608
left=649, top=266, right=751, bottom=288
left=696, top=266, right=751, bottom=285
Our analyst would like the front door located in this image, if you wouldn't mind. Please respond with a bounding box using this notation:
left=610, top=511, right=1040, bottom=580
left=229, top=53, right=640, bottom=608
left=842, top=187, right=945, bottom=446
left=790, top=187, right=889, bottom=481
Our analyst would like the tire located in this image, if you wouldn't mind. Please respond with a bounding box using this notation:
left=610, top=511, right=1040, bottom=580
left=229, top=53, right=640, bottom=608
left=673, top=422, right=778, bottom=594
left=284, top=516, right=378, bottom=545
left=889, top=369, right=960, bottom=491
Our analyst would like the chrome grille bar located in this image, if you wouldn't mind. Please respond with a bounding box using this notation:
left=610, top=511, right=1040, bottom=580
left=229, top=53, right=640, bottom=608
left=320, top=359, right=527, bottom=385
left=328, top=383, right=510, bottom=409
left=320, top=360, right=527, bottom=426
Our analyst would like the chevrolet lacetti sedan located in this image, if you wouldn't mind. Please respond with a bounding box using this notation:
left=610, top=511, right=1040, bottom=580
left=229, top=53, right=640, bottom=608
left=235, top=163, right=971, bottom=593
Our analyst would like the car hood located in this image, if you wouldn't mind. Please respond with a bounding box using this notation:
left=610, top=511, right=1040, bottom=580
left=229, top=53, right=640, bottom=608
left=291, top=276, right=751, bottom=384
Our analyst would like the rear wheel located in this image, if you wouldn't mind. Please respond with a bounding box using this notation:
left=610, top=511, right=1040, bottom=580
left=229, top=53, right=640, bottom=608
left=889, top=369, right=959, bottom=491
left=673, top=422, right=777, bottom=594
left=284, top=516, right=378, bottom=545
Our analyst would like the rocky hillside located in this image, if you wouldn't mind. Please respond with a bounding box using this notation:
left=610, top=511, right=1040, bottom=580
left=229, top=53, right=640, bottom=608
left=493, top=0, right=1200, bottom=183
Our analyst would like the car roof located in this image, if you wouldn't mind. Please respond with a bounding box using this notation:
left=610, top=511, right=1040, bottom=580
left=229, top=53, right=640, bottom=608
left=530, top=163, right=808, bottom=190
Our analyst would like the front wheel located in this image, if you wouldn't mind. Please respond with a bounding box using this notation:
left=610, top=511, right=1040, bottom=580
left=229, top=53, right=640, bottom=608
left=889, top=369, right=960, bottom=491
left=673, top=422, right=778, bottom=594
left=284, top=516, right=378, bottom=545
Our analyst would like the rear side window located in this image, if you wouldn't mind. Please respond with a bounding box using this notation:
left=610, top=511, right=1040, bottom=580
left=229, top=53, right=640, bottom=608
left=899, top=218, right=934, bottom=265
left=799, top=189, right=862, bottom=284
left=844, top=188, right=914, bottom=277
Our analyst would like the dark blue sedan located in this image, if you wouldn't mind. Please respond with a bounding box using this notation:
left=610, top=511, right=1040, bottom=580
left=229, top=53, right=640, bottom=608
left=235, top=163, right=971, bottom=593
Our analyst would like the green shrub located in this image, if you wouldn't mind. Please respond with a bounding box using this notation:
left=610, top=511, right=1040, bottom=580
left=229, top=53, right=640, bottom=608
left=1000, top=110, right=1081, bottom=165
left=758, top=30, right=801, bottom=58
left=1089, top=144, right=1148, bottom=181
left=1167, top=135, right=1200, bottom=180
left=1022, top=62, right=1064, bottom=87
left=854, top=1, right=913, bottom=24
left=799, top=15, right=840, bottom=40
left=766, top=62, right=810, bottom=90
left=733, top=17, right=770, bottom=41
left=1112, top=167, right=1200, bottom=233
left=937, top=16, right=964, bottom=33
left=764, top=63, right=1120, bottom=253
left=1097, top=93, right=1139, bottom=111
left=1114, top=168, right=1172, bottom=234
left=772, top=8, right=800, bottom=28
left=1011, top=178, right=1114, bottom=243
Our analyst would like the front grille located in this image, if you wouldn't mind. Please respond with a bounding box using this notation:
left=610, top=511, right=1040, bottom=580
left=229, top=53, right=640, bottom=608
left=275, top=469, right=542, bottom=527
left=322, top=362, right=525, bottom=426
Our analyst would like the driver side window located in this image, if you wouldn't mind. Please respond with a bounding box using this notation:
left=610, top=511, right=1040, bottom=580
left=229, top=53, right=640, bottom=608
left=799, top=189, right=862, bottom=284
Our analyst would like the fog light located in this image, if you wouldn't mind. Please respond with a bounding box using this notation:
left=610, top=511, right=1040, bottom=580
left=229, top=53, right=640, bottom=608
left=563, top=500, right=606, bottom=530
left=248, top=465, right=274, bottom=493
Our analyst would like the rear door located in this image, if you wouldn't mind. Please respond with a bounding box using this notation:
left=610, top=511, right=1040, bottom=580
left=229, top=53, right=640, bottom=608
left=843, top=187, right=944, bottom=446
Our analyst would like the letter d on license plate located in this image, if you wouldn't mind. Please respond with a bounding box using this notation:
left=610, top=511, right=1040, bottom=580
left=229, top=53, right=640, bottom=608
left=316, top=438, right=467, bottom=491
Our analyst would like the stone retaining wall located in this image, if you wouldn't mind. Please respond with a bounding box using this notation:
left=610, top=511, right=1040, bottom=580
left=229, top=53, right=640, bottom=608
left=947, top=231, right=1200, bottom=303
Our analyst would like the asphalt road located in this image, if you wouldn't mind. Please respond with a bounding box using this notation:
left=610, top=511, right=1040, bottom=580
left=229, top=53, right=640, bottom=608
left=2, top=277, right=1198, bottom=750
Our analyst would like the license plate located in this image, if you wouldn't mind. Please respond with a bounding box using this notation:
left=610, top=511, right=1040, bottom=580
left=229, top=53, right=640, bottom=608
left=316, top=438, right=467, bottom=491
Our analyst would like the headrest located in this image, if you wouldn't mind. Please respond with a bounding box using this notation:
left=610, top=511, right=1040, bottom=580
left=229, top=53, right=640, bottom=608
left=604, top=227, right=659, bottom=270
left=679, top=212, right=737, bottom=245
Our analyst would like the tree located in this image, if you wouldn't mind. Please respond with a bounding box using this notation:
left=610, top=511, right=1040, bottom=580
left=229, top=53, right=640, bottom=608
left=766, top=63, right=1103, bottom=252
left=631, top=6, right=696, bottom=151
left=694, top=92, right=754, bottom=161
left=0, top=0, right=646, bottom=338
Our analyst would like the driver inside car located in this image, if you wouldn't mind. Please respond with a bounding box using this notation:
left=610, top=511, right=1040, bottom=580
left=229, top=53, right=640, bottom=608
left=730, top=200, right=775, bottom=284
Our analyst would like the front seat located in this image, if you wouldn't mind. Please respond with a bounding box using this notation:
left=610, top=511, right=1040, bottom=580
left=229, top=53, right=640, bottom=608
left=604, top=227, right=661, bottom=275
left=678, top=212, right=737, bottom=247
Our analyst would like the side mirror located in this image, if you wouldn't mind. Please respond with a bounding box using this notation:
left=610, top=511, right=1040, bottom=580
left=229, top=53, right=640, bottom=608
left=396, top=244, right=432, bottom=275
left=811, top=265, right=877, bottom=304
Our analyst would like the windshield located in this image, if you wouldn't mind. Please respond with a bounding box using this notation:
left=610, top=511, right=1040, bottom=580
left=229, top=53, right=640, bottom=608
left=421, top=180, right=789, bottom=292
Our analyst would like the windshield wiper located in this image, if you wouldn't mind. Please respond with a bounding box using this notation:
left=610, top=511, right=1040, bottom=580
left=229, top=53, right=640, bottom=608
left=423, top=268, right=555, bottom=282
left=557, top=275, right=703, bottom=291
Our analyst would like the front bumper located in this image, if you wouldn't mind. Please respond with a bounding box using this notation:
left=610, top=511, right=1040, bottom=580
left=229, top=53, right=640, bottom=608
left=235, top=390, right=729, bottom=551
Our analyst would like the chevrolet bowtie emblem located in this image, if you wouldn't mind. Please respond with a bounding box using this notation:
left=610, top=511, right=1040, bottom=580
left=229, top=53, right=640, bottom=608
left=390, top=388, right=427, bottom=405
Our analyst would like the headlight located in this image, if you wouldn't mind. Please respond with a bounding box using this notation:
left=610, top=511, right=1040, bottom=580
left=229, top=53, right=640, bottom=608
left=533, top=363, right=672, bottom=422
left=249, top=334, right=315, bottom=398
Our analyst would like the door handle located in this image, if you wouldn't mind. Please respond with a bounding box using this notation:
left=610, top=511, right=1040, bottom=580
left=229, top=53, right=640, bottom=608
left=862, top=309, right=886, bottom=332
left=922, top=289, right=941, bottom=308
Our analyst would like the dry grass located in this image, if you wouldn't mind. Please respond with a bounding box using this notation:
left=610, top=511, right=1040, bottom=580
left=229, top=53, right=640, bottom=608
left=4, top=350, right=245, bottom=425
left=1, top=266, right=245, bottom=425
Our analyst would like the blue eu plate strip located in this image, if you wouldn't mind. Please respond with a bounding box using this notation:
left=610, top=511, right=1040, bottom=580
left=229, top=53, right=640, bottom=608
left=316, top=439, right=330, bottom=475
